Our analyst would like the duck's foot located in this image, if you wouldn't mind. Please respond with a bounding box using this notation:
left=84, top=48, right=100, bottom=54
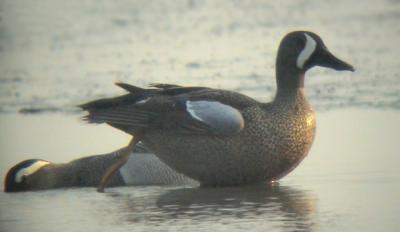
left=97, top=133, right=143, bottom=193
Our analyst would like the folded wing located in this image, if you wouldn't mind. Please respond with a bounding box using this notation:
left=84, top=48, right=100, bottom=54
left=80, top=83, right=247, bottom=136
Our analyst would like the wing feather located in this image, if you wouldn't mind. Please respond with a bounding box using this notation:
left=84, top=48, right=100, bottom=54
left=80, top=82, right=255, bottom=136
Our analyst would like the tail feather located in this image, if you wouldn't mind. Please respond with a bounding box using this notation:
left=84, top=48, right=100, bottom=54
left=149, top=83, right=182, bottom=89
left=79, top=83, right=151, bottom=111
left=79, top=91, right=145, bottom=112
left=115, top=82, right=146, bottom=93
left=82, top=108, right=150, bottom=126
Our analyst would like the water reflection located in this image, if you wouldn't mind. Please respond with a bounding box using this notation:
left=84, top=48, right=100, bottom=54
left=105, top=183, right=318, bottom=231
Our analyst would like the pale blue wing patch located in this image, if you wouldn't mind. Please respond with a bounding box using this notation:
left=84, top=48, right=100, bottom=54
left=185, top=100, right=245, bottom=135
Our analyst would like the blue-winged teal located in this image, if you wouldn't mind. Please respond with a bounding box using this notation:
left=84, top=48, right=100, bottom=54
left=12, top=31, right=353, bottom=192
left=81, top=31, right=354, bottom=192
left=4, top=144, right=194, bottom=192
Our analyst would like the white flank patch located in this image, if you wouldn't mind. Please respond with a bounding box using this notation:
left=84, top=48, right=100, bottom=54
left=186, top=100, right=205, bottom=122
left=296, top=33, right=317, bottom=69
left=15, top=160, right=50, bottom=183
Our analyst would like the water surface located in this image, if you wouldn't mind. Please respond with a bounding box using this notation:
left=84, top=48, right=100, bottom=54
left=1, top=110, right=399, bottom=231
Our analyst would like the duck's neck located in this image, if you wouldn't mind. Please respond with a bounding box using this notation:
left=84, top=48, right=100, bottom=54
left=274, top=61, right=306, bottom=101
left=276, top=63, right=305, bottom=88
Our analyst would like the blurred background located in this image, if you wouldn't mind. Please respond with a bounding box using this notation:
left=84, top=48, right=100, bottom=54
left=0, top=0, right=399, bottom=114
left=0, top=0, right=399, bottom=231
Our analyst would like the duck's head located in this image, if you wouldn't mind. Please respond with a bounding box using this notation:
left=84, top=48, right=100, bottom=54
left=276, top=31, right=354, bottom=88
left=4, top=159, right=51, bottom=192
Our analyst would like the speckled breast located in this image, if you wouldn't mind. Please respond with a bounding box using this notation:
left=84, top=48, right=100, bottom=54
left=143, top=105, right=316, bottom=186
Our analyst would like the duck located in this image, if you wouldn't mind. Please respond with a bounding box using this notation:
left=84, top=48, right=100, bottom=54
left=85, top=31, right=355, bottom=192
left=81, top=31, right=354, bottom=192
left=4, top=144, right=195, bottom=192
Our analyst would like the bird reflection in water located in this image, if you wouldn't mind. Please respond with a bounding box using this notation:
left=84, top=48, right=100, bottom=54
left=104, top=183, right=318, bottom=231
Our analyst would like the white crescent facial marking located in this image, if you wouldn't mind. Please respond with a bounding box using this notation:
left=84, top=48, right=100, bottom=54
left=15, top=160, right=50, bottom=183
left=296, top=33, right=317, bottom=69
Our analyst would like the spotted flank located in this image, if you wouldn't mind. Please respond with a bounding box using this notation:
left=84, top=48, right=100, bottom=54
left=15, top=160, right=50, bottom=183
left=119, top=152, right=195, bottom=185
left=296, top=33, right=317, bottom=69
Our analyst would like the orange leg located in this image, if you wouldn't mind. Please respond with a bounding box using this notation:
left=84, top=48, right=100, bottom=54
left=97, top=133, right=143, bottom=193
